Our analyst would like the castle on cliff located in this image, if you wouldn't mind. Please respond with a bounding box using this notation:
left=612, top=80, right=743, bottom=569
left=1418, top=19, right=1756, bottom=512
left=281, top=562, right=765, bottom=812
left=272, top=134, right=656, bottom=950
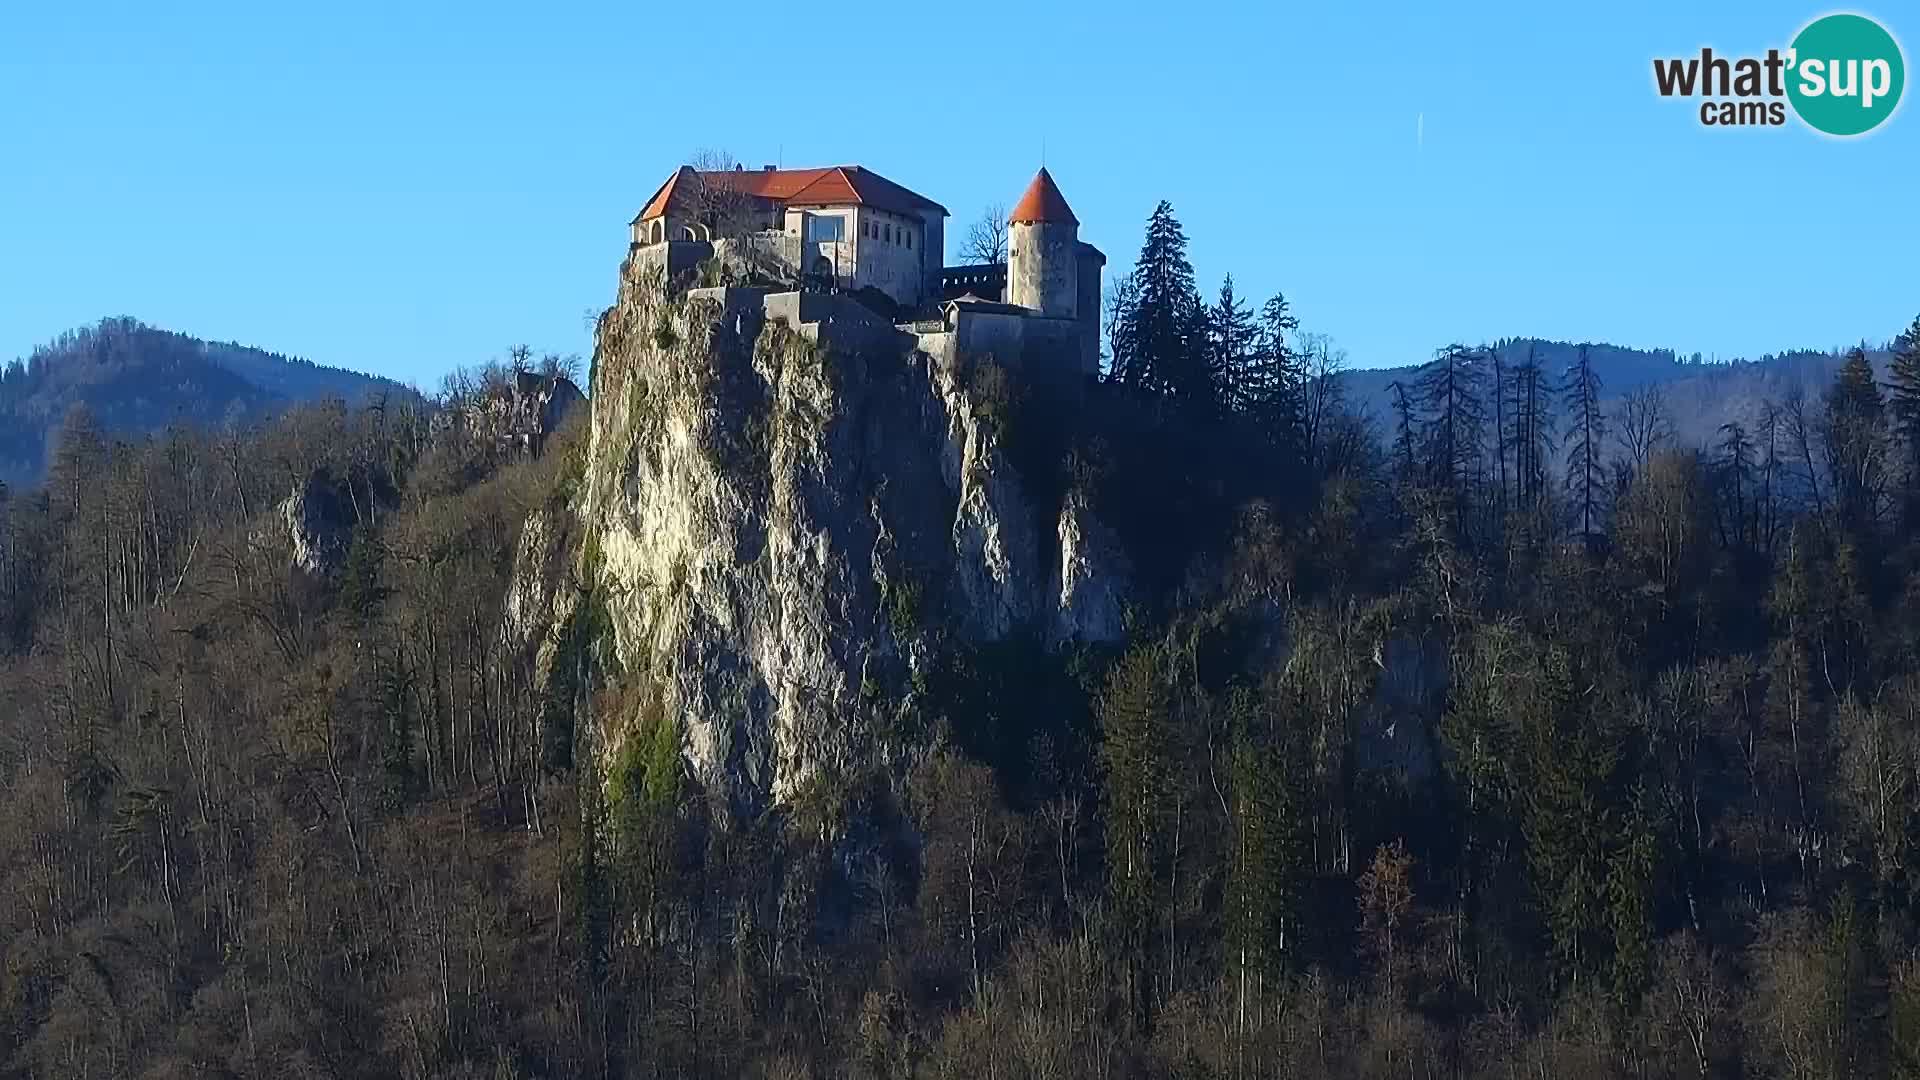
left=629, top=164, right=1105, bottom=376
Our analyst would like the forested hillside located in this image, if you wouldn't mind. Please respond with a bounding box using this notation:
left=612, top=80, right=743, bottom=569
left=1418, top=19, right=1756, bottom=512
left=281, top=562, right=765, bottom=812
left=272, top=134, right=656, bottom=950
left=0, top=318, right=417, bottom=489
left=5, top=199, right=1920, bottom=1080
left=1339, top=340, right=1892, bottom=456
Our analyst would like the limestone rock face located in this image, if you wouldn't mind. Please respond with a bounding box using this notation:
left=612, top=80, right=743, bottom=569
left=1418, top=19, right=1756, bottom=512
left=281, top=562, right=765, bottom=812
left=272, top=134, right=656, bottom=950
left=438, top=371, right=585, bottom=458
left=278, top=471, right=353, bottom=582
left=502, top=509, right=575, bottom=666
left=1048, top=490, right=1131, bottom=646
left=1358, top=634, right=1445, bottom=781
left=520, top=268, right=1133, bottom=818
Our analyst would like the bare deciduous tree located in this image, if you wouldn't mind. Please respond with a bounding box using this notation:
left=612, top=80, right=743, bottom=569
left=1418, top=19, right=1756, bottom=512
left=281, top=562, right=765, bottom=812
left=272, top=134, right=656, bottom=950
left=1650, top=932, right=1731, bottom=1077
left=1614, top=383, right=1675, bottom=475
left=687, top=147, right=791, bottom=286
left=1357, top=840, right=1416, bottom=992
left=962, top=203, right=1009, bottom=266
left=1296, top=331, right=1353, bottom=476
left=537, top=352, right=583, bottom=384
left=1103, top=270, right=1139, bottom=380
left=688, top=148, right=759, bottom=241
left=1782, top=390, right=1826, bottom=515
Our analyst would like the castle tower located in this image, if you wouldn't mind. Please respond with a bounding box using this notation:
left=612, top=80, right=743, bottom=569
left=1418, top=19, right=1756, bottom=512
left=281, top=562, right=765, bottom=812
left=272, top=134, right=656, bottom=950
left=1007, top=168, right=1079, bottom=320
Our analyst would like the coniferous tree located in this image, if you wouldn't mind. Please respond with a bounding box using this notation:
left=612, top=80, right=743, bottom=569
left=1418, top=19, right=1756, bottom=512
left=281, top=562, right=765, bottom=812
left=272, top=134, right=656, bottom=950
left=1209, top=275, right=1260, bottom=415
left=1505, top=345, right=1554, bottom=509
left=1114, top=202, right=1212, bottom=409
left=1824, top=347, right=1887, bottom=534
left=1441, top=622, right=1531, bottom=916
left=1223, top=688, right=1303, bottom=1038
left=1099, top=644, right=1173, bottom=1027
left=1716, top=421, right=1756, bottom=553
left=1887, top=314, right=1920, bottom=494
left=1389, top=379, right=1420, bottom=484
left=373, top=636, right=417, bottom=800
left=338, top=522, right=386, bottom=625
left=1765, top=523, right=1826, bottom=888
left=1246, top=292, right=1304, bottom=454
left=1563, top=345, right=1607, bottom=541
left=1523, top=646, right=1623, bottom=982
left=1757, top=400, right=1787, bottom=558
left=1416, top=344, right=1488, bottom=536
left=1491, top=346, right=1510, bottom=514
left=1606, top=799, right=1658, bottom=1006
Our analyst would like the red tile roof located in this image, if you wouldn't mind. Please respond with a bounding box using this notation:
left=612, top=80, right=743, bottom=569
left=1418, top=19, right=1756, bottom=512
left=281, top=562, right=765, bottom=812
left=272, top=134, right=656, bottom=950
left=1009, top=168, right=1078, bottom=227
left=632, top=166, right=694, bottom=224
left=633, top=165, right=948, bottom=223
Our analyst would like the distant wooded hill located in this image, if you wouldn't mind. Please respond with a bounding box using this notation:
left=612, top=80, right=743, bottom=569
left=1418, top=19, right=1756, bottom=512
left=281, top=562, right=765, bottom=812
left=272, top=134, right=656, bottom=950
left=0, top=319, right=1890, bottom=491
left=0, top=317, right=418, bottom=489
left=1339, top=337, right=1892, bottom=451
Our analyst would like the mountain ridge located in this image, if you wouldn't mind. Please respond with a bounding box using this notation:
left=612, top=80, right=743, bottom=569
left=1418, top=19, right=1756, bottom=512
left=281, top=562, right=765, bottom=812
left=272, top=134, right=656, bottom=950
left=1, top=316, right=418, bottom=489
left=1337, top=336, right=1895, bottom=450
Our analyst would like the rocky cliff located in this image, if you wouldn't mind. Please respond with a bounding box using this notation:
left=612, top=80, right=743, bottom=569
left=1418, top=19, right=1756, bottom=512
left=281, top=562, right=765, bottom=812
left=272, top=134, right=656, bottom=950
left=436, top=369, right=585, bottom=458
left=524, top=265, right=1134, bottom=819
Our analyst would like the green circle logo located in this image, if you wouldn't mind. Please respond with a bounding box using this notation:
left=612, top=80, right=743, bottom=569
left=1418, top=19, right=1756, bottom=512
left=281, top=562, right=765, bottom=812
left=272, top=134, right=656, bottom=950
left=1787, top=13, right=1905, bottom=136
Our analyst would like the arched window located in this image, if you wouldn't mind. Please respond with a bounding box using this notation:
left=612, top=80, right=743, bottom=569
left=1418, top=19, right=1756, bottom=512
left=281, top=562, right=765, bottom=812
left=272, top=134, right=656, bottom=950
left=649, top=219, right=664, bottom=244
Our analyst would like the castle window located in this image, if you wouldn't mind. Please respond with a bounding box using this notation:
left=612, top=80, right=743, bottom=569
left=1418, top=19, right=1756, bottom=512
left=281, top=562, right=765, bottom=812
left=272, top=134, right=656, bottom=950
left=806, top=215, right=845, bottom=244
left=905, top=231, right=912, bottom=250
left=885, top=224, right=893, bottom=243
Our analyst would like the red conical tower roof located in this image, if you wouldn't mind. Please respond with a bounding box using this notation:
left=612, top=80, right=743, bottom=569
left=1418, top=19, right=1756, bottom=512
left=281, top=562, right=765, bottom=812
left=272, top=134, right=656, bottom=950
left=1009, top=168, right=1079, bottom=226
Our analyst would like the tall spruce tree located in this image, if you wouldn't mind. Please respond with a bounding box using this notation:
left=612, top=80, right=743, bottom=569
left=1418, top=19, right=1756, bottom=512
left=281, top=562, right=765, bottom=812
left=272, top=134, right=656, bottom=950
left=339, top=522, right=386, bottom=625
left=1563, top=345, right=1607, bottom=541
left=1209, top=275, right=1260, bottom=414
left=1248, top=292, right=1303, bottom=452
left=1417, top=344, right=1489, bottom=538
left=1389, top=379, right=1421, bottom=484
left=1889, top=315, right=1920, bottom=526
left=1716, top=421, right=1756, bottom=552
left=1099, top=644, right=1174, bottom=1027
left=1884, top=315, right=1920, bottom=512
left=1522, top=645, right=1624, bottom=983
left=1823, top=347, right=1887, bottom=534
left=1116, top=202, right=1212, bottom=408
left=1491, top=346, right=1509, bottom=513
left=1505, top=345, right=1554, bottom=509
left=1224, top=691, right=1303, bottom=1033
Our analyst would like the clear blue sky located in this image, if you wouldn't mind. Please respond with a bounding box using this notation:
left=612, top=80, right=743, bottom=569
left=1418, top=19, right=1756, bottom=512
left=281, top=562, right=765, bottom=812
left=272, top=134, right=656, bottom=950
left=3, top=1, right=1914, bottom=387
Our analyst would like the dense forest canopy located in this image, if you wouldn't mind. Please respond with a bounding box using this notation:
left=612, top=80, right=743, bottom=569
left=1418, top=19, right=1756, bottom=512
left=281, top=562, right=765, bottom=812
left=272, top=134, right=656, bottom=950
left=4, top=203, right=1920, bottom=1079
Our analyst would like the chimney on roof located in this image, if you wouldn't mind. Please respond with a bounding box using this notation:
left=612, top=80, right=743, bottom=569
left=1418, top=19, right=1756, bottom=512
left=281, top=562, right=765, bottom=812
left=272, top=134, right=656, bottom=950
left=763, top=164, right=777, bottom=171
